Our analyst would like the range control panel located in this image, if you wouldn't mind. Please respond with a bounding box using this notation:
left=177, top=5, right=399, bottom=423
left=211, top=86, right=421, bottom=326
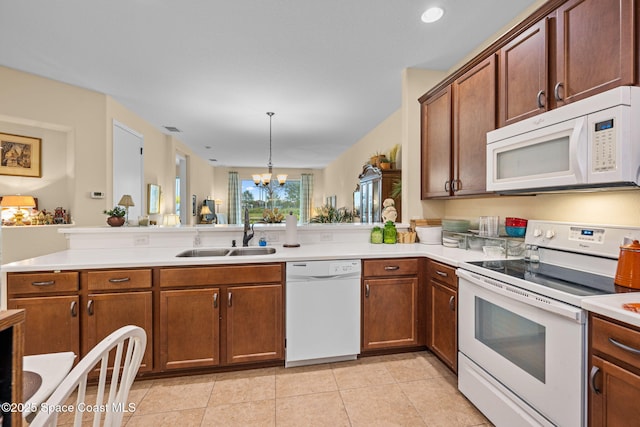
left=525, top=220, right=640, bottom=258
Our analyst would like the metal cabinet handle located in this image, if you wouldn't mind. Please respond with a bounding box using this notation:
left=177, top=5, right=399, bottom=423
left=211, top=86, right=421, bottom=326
left=590, top=365, right=601, bottom=394
left=365, top=283, right=370, bottom=298
left=449, top=295, right=455, bottom=311
left=228, top=292, right=232, bottom=307
left=436, top=270, right=448, bottom=277
left=384, top=266, right=400, bottom=271
left=108, top=277, right=131, bottom=283
left=70, top=301, right=77, bottom=317
left=554, top=82, right=564, bottom=101
left=87, top=299, right=94, bottom=316
left=608, top=337, right=640, bottom=355
left=31, top=280, right=55, bottom=286
left=213, top=292, right=218, bottom=309
left=451, top=180, right=460, bottom=192
left=536, top=90, right=545, bottom=108
left=444, top=181, right=450, bottom=192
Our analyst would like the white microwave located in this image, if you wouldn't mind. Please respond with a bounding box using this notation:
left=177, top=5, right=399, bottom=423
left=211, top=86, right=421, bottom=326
left=486, top=86, right=640, bottom=193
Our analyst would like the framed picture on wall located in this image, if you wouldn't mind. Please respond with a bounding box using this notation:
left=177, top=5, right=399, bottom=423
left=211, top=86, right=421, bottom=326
left=0, top=133, right=42, bottom=178
left=147, top=184, right=160, bottom=214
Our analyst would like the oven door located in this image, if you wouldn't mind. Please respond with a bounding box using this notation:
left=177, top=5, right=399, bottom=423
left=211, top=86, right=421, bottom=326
left=457, top=269, right=586, bottom=427
left=486, top=115, right=587, bottom=192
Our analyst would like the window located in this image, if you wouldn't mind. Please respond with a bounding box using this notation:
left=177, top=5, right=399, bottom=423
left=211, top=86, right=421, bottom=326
left=241, top=179, right=300, bottom=222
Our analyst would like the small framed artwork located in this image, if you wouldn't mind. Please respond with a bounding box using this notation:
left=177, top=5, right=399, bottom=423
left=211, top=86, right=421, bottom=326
left=192, top=195, right=197, bottom=216
left=147, top=184, right=161, bottom=214
left=0, top=133, right=42, bottom=178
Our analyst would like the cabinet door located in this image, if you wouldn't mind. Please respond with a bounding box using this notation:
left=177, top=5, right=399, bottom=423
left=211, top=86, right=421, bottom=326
left=160, top=288, right=220, bottom=370
left=85, top=291, right=153, bottom=371
left=362, top=277, right=419, bottom=350
left=225, top=284, right=283, bottom=364
left=554, top=0, right=634, bottom=106
left=453, top=55, right=496, bottom=196
left=428, top=281, right=457, bottom=372
left=590, top=355, right=640, bottom=426
left=499, top=19, right=548, bottom=127
left=421, top=86, right=452, bottom=199
left=9, top=296, right=80, bottom=356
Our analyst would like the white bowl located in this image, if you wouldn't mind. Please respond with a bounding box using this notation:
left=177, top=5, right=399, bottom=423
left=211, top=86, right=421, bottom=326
left=416, top=226, right=442, bottom=244
left=482, top=245, right=505, bottom=257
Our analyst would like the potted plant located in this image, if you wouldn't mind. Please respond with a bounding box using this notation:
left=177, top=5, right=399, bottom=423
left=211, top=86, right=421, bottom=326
left=369, top=151, right=386, bottom=167
left=103, top=206, right=126, bottom=227
left=379, top=157, right=391, bottom=170
left=388, top=144, right=400, bottom=169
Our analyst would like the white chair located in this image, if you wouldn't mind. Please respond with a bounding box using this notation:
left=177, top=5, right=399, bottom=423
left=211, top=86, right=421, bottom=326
left=29, top=325, right=147, bottom=427
left=23, top=351, right=76, bottom=421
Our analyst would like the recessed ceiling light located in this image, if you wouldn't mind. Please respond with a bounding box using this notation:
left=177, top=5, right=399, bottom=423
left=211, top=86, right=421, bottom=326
left=421, top=7, right=444, bottom=23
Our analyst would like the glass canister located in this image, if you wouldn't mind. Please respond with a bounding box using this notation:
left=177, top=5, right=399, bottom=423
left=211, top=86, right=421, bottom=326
left=370, top=226, right=383, bottom=244
left=383, top=221, right=397, bottom=244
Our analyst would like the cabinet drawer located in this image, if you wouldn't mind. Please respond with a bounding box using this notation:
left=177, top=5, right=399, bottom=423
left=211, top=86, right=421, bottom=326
left=363, top=258, right=418, bottom=277
left=87, top=269, right=152, bottom=291
left=160, top=263, right=283, bottom=287
left=8, top=271, right=79, bottom=295
left=592, top=315, right=640, bottom=369
left=428, top=260, right=457, bottom=289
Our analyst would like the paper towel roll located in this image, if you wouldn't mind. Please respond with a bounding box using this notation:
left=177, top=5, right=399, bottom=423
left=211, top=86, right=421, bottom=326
left=284, top=212, right=300, bottom=247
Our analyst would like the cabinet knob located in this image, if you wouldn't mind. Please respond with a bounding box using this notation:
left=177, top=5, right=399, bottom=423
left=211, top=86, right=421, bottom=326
left=228, top=292, right=232, bottom=307
left=608, top=337, right=640, bottom=355
left=436, top=270, right=448, bottom=277
left=536, top=90, right=546, bottom=109
left=384, top=266, right=400, bottom=271
left=444, top=181, right=450, bottom=192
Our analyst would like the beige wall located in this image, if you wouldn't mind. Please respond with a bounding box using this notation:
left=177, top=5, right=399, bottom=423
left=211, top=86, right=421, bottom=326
left=0, top=66, right=217, bottom=262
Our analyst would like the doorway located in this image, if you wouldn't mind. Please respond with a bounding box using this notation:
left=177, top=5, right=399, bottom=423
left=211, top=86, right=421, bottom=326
left=113, top=120, right=143, bottom=222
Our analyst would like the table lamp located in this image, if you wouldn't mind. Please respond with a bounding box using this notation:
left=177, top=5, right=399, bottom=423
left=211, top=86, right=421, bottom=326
left=215, top=199, right=223, bottom=213
left=117, top=194, right=135, bottom=226
left=1, top=195, right=36, bottom=225
left=200, top=204, right=212, bottom=223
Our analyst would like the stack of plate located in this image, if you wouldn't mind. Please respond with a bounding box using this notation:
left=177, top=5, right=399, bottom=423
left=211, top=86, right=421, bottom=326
left=442, top=219, right=470, bottom=233
left=442, top=236, right=462, bottom=248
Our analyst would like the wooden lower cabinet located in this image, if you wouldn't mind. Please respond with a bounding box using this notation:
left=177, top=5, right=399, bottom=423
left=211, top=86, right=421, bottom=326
left=589, top=313, right=640, bottom=425
left=160, top=288, right=220, bottom=370
left=226, top=284, right=283, bottom=364
left=7, top=271, right=81, bottom=357
left=361, top=258, right=421, bottom=352
left=158, top=264, right=285, bottom=371
left=84, top=291, right=153, bottom=372
left=427, top=260, right=457, bottom=372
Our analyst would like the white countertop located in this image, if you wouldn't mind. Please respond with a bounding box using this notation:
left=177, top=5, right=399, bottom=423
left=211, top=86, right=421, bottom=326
left=582, top=292, right=640, bottom=328
left=1, top=242, right=492, bottom=272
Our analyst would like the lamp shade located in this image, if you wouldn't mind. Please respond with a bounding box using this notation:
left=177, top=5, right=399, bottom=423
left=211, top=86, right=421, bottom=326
left=118, top=194, right=135, bottom=207
left=1, top=195, right=36, bottom=208
left=215, top=199, right=223, bottom=206
left=200, top=204, right=212, bottom=215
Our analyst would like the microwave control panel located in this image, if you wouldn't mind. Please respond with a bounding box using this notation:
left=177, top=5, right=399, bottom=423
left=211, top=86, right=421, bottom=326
left=592, top=118, right=616, bottom=172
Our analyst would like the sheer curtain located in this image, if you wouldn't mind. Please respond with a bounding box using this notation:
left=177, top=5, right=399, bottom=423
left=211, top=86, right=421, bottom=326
left=227, top=171, right=240, bottom=224
left=300, top=173, right=314, bottom=224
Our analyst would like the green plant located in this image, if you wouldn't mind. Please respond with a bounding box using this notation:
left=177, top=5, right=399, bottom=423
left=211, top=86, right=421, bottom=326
left=262, top=208, right=285, bottom=223
left=103, top=206, right=126, bottom=217
left=390, top=179, right=401, bottom=199
left=310, top=205, right=354, bottom=223
left=388, top=144, right=400, bottom=163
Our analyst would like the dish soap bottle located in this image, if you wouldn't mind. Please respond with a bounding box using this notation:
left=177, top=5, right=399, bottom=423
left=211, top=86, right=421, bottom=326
left=370, top=226, right=383, bottom=244
left=383, top=221, right=397, bottom=244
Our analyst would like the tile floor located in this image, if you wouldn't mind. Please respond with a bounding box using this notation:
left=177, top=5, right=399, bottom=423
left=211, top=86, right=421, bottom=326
left=52, top=351, right=493, bottom=426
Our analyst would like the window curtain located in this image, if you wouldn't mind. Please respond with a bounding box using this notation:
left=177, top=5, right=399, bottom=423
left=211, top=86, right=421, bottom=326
left=227, top=171, right=240, bottom=224
left=300, top=173, right=314, bottom=223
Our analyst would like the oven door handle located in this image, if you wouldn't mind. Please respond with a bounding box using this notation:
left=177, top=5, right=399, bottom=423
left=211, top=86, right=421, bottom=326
left=456, top=268, right=585, bottom=323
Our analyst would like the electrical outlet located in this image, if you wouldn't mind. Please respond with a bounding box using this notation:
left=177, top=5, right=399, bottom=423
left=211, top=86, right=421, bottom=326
left=320, top=233, right=333, bottom=241
left=193, top=235, right=202, bottom=247
left=268, top=233, right=279, bottom=242
left=133, top=235, right=149, bottom=246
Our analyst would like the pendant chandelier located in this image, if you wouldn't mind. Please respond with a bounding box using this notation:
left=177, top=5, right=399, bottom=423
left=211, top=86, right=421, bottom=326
left=252, top=112, right=287, bottom=187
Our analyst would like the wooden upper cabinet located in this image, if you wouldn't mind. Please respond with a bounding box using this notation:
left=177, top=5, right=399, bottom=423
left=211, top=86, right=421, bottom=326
left=554, top=0, right=635, bottom=106
left=453, top=55, right=496, bottom=196
left=421, top=86, right=452, bottom=198
left=499, top=19, right=549, bottom=127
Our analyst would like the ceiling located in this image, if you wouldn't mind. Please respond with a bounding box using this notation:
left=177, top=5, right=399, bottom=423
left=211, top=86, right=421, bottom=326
left=0, top=0, right=539, bottom=169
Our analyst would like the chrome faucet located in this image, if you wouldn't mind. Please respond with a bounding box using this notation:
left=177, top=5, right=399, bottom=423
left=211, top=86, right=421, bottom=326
left=242, top=206, right=254, bottom=247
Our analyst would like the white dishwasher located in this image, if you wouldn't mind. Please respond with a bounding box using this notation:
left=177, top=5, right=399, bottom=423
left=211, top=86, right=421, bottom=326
left=285, top=260, right=361, bottom=367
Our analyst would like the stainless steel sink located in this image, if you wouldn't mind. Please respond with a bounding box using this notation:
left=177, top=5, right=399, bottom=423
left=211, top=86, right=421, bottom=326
left=176, top=248, right=231, bottom=257
left=228, top=247, right=276, bottom=256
